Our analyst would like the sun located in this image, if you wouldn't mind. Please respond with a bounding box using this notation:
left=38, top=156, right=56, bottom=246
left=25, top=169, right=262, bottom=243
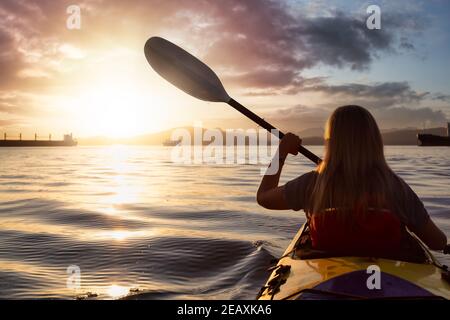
left=76, top=81, right=170, bottom=138
left=61, top=48, right=199, bottom=139
left=106, top=284, right=129, bottom=298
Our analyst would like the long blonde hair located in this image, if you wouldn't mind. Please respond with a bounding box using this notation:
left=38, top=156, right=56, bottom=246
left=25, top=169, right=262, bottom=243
left=308, top=105, right=402, bottom=222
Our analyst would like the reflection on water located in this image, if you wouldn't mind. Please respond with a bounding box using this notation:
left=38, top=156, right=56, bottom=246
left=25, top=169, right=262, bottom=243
left=0, top=146, right=448, bottom=299
left=107, top=285, right=131, bottom=298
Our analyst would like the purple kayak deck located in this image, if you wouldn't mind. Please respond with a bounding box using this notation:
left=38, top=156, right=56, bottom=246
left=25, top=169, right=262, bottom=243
left=298, top=271, right=436, bottom=300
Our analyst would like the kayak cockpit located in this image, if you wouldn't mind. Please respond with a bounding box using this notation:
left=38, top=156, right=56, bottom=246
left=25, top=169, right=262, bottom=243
left=257, top=223, right=450, bottom=300
left=292, top=222, right=430, bottom=264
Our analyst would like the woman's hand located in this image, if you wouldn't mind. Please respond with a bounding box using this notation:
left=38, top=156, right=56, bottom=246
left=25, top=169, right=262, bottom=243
left=279, top=133, right=302, bottom=159
left=257, top=132, right=301, bottom=210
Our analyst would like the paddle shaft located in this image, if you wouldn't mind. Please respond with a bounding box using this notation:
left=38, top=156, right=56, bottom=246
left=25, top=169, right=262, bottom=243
left=228, top=98, right=322, bottom=165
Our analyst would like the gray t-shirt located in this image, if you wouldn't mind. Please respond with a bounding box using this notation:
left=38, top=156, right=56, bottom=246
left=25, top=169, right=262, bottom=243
left=283, top=171, right=430, bottom=232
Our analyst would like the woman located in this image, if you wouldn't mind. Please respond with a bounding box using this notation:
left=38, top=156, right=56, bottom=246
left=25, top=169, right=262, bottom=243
left=257, top=105, right=447, bottom=256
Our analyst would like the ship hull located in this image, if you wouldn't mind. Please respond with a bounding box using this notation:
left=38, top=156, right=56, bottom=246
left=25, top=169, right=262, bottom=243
left=417, top=134, right=450, bottom=146
left=0, top=140, right=77, bottom=147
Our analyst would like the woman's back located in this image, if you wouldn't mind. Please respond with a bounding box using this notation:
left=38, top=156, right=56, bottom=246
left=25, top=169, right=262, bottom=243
left=257, top=105, right=447, bottom=255
left=284, top=170, right=430, bottom=255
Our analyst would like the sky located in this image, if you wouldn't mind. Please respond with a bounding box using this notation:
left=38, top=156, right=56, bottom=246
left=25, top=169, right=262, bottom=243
left=0, top=0, right=449, bottom=138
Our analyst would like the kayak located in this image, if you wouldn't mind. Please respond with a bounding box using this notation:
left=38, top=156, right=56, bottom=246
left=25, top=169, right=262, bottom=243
left=257, top=223, right=450, bottom=300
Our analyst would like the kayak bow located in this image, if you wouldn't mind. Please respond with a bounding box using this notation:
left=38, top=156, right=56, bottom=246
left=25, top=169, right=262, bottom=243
left=258, top=224, right=450, bottom=300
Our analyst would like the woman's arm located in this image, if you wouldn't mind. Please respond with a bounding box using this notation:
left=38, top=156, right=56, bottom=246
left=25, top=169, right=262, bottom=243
left=256, top=133, right=302, bottom=210
left=414, top=218, right=447, bottom=251
left=399, top=178, right=448, bottom=251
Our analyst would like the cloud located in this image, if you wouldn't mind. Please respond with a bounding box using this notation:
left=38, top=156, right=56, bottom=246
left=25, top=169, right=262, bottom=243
left=431, top=93, right=450, bottom=102
left=0, top=0, right=98, bottom=91
left=0, top=91, right=41, bottom=115
left=269, top=104, right=329, bottom=131
left=0, top=119, right=20, bottom=127
left=202, top=7, right=420, bottom=91
left=1, top=0, right=423, bottom=91
left=0, top=27, right=24, bottom=86
left=223, top=69, right=300, bottom=89
left=264, top=80, right=447, bottom=130
left=371, top=106, right=447, bottom=129
left=146, top=2, right=425, bottom=97
left=399, top=37, right=415, bottom=50
left=292, top=13, right=393, bottom=71
left=265, top=103, right=447, bottom=132
left=305, top=81, right=430, bottom=108
left=0, top=0, right=445, bottom=133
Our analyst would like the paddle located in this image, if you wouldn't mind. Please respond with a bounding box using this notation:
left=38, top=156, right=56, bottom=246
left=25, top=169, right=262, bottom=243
left=144, top=36, right=322, bottom=165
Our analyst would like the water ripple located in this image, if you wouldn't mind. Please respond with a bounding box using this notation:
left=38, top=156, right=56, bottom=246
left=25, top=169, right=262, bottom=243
left=0, top=146, right=448, bottom=299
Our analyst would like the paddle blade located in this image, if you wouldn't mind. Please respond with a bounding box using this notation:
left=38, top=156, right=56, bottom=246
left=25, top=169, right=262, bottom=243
left=144, top=37, right=230, bottom=103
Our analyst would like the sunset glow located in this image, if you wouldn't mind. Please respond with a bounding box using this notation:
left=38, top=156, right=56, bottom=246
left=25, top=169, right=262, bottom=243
left=1, top=1, right=449, bottom=141
left=106, top=285, right=129, bottom=298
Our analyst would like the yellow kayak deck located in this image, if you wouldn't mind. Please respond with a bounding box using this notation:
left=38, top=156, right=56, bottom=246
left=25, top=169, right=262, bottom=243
left=258, top=224, right=450, bottom=300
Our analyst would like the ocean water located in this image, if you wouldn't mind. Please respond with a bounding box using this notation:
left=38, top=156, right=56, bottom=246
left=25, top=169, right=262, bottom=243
left=0, top=145, right=448, bottom=299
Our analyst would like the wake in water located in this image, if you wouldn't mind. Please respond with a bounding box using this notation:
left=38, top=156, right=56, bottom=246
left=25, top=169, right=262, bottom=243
left=0, top=197, right=302, bottom=299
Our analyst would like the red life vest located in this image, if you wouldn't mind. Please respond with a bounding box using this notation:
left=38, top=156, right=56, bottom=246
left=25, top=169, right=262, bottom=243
left=309, top=209, right=402, bottom=257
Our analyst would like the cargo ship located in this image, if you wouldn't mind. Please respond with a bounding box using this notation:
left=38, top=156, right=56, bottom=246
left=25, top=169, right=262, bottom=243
left=0, top=133, right=77, bottom=147
left=417, top=123, right=450, bottom=146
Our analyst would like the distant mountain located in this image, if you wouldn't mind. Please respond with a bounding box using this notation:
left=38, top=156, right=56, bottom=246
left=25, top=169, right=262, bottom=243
left=78, top=126, right=447, bottom=146
left=301, top=127, right=447, bottom=145
left=78, top=127, right=268, bottom=146
left=298, top=127, right=324, bottom=138
left=382, top=127, right=446, bottom=145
